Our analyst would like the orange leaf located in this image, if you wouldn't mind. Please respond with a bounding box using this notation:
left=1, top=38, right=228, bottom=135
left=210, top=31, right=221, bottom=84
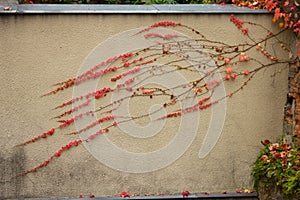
left=273, top=8, right=281, bottom=23
left=284, top=1, right=289, bottom=6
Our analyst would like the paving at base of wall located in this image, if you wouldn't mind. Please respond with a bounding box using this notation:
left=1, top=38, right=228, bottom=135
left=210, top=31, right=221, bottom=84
left=23, top=193, right=259, bottom=200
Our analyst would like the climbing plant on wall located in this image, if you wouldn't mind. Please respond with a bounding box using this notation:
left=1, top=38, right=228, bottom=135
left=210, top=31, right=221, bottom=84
left=233, top=0, right=300, bottom=54
left=15, top=15, right=298, bottom=178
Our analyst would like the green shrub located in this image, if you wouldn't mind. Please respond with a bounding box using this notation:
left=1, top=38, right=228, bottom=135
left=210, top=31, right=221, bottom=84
left=252, top=139, right=300, bottom=197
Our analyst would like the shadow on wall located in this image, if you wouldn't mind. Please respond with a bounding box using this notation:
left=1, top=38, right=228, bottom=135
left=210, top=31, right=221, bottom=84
left=0, top=147, right=25, bottom=199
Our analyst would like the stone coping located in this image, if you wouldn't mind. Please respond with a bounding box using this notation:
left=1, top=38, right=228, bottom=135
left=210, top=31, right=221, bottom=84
left=0, top=4, right=269, bottom=14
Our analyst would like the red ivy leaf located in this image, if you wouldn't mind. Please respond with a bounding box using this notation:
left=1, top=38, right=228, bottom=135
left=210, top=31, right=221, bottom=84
left=4, top=7, right=12, bottom=11
left=182, top=191, right=190, bottom=197
left=273, top=8, right=281, bottom=23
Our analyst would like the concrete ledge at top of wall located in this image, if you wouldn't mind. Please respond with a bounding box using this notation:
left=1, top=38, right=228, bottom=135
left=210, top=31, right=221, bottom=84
left=0, top=3, right=269, bottom=14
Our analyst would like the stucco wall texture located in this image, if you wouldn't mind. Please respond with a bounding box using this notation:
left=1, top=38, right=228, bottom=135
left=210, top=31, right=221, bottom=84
left=0, top=14, right=292, bottom=199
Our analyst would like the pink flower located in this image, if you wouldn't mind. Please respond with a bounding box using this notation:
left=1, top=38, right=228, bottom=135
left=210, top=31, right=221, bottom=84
left=273, top=153, right=281, bottom=159
left=262, top=139, right=271, bottom=146
left=268, top=143, right=280, bottom=151
left=260, top=155, right=269, bottom=161
left=280, top=152, right=287, bottom=159
left=282, top=143, right=291, bottom=150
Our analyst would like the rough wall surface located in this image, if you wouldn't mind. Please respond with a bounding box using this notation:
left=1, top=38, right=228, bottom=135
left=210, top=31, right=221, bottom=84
left=284, top=56, right=300, bottom=147
left=0, top=0, right=18, bottom=5
left=0, top=14, right=292, bottom=199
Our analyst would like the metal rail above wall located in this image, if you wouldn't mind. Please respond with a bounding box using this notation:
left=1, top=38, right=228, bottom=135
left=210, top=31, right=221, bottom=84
left=0, top=4, right=269, bottom=14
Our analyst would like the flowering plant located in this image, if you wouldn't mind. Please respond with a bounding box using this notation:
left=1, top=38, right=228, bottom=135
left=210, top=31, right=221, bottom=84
left=232, top=0, right=300, bottom=56
left=252, top=139, right=300, bottom=197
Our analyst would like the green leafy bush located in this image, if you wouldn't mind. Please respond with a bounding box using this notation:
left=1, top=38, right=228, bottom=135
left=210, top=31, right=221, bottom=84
left=252, top=139, right=300, bottom=197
